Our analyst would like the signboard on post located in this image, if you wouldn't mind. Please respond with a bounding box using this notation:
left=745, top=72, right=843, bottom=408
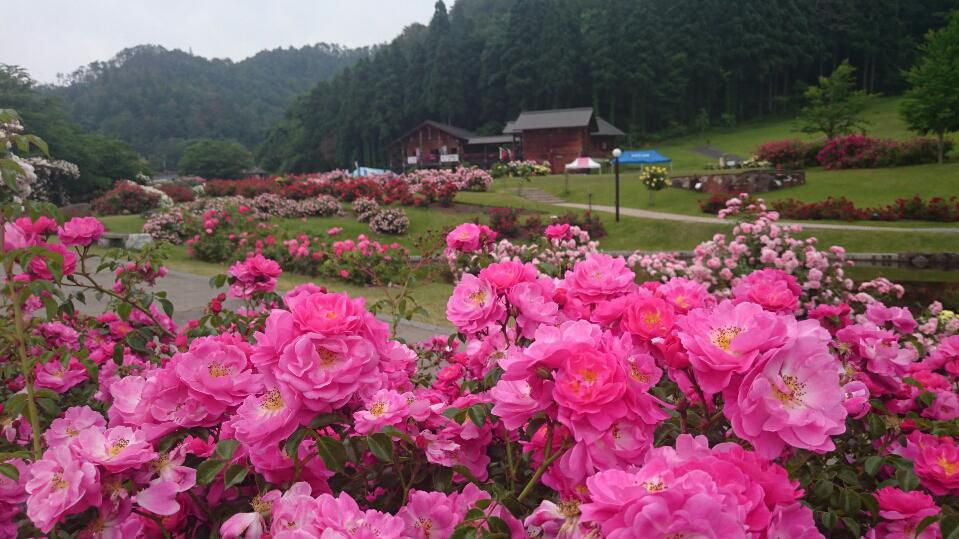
left=407, top=156, right=418, bottom=165
left=440, top=154, right=460, bottom=163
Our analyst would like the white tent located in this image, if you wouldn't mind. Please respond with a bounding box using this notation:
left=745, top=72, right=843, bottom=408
left=564, top=157, right=601, bottom=171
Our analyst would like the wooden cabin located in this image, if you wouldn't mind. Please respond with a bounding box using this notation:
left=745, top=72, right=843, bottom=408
left=390, top=121, right=515, bottom=170
left=508, top=108, right=625, bottom=174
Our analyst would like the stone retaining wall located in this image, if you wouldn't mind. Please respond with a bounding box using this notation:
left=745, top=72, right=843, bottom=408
left=670, top=170, right=805, bottom=194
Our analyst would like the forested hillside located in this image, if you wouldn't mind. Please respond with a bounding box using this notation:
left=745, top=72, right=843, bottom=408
left=49, top=44, right=367, bottom=169
left=0, top=65, right=149, bottom=200
left=260, top=0, right=959, bottom=171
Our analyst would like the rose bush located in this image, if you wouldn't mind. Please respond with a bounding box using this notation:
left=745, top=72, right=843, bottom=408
left=3, top=113, right=959, bottom=538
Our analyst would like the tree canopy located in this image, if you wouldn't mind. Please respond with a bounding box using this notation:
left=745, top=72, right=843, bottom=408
left=0, top=64, right=149, bottom=201
left=47, top=44, right=367, bottom=170
left=178, top=139, right=254, bottom=178
left=260, top=0, right=957, bottom=171
left=797, top=61, right=875, bottom=139
left=900, top=10, right=959, bottom=163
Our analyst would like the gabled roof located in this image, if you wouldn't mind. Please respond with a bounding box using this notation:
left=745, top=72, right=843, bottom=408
left=502, top=121, right=518, bottom=134
left=394, top=120, right=476, bottom=144
left=467, top=134, right=514, bottom=145
left=593, top=117, right=626, bottom=137
left=510, top=107, right=596, bottom=131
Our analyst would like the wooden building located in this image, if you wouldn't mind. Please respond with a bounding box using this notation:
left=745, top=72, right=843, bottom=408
left=390, top=108, right=623, bottom=173
left=390, top=121, right=514, bottom=170
left=508, top=108, right=625, bottom=174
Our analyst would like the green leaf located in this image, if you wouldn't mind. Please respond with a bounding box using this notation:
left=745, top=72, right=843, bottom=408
left=285, top=428, right=308, bottom=458
left=819, top=511, right=837, bottom=530
left=840, top=517, right=861, bottom=538
left=380, top=425, right=414, bottom=445
left=433, top=466, right=453, bottom=492
left=112, top=344, right=124, bottom=366
left=196, top=459, right=227, bottom=485
left=367, top=433, right=394, bottom=463
left=917, top=391, right=936, bottom=408
left=4, top=394, right=27, bottom=419
left=814, top=480, right=834, bottom=500
left=467, top=405, right=487, bottom=428
left=474, top=499, right=492, bottom=510
left=117, top=301, right=132, bottom=321
left=0, top=463, right=19, bottom=481
left=864, top=456, right=884, bottom=476
left=464, top=508, right=485, bottom=521
left=896, top=467, right=920, bottom=491
left=916, top=516, right=940, bottom=538
left=36, top=398, right=59, bottom=417
left=158, top=298, right=175, bottom=317
left=223, top=464, right=248, bottom=488
left=442, top=407, right=463, bottom=420
left=839, top=489, right=861, bottom=515
left=941, top=516, right=959, bottom=539
left=450, top=525, right=477, bottom=539
left=487, top=516, right=511, bottom=535
left=314, top=435, right=347, bottom=472
left=215, top=439, right=240, bottom=461
left=308, top=413, right=344, bottom=429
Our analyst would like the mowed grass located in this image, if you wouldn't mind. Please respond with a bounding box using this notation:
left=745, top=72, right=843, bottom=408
left=651, top=97, right=918, bottom=172
left=509, top=164, right=959, bottom=225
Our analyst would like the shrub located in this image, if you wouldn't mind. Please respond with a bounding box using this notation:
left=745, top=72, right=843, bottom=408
left=755, top=139, right=821, bottom=169
left=488, top=207, right=522, bottom=238
left=368, top=208, right=410, bottom=235
left=698, top=193, right=736, bottom=214
left=553, top=210, right=607, bottom=239
left=204, top=178, right=279, bottom=198
left=142, top=208, right=189, bottom=243
left=353, top=197, right=380, bottom=222
left=816, top=134, right=953, bottom=169
left=91, top=180, right=162, bottom=215
left=768, top=195, right=959, bottom=222
left=282, top=180, right=329, bottom=200
left=157, top=183, right=195, bottom=203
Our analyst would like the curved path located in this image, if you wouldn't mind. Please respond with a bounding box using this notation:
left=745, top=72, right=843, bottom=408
left=556, top=203, right=959, bottom=234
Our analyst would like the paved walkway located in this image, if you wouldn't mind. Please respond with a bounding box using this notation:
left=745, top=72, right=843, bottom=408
left=506, top=187, right=566, bottom=205
left=557, top=203, right=959, bottom=233
left=72, top=268, right=451, bottom=342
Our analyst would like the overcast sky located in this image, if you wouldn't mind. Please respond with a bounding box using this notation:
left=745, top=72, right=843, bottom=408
left=1, top=0, right=441, bottom=83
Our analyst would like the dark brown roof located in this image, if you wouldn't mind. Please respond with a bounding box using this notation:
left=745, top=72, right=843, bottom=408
left=393, top=120, right=476, bottom=144
left=510, top=107, right=596, bottom=131
left=593, top=117, right=625, bottom=137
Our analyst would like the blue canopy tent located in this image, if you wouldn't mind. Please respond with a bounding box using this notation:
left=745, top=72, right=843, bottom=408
left=615, top=150, right=672, bottom=170
left=351, top=166, right=388, bottom=177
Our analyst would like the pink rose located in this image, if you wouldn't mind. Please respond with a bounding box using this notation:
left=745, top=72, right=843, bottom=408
left=57, top=216, right=105, bottom=247
left=25, top=446, right=101, bottom=532
left=677, top=300, right=791, bottom=394
left=732, top=268, right=801, bottom=314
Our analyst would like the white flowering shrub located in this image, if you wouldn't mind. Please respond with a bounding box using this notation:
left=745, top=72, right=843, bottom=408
left=368, top=207, right=410, bottom=235
left=353, top=196, right=380, bottom=221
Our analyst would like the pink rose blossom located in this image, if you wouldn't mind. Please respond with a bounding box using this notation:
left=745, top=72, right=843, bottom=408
left=229, top=254, right=282, bottom=299
left=677, top=300, right=790, bottom=393
left=732, top=268, right=801, bottom=314
left=78, top=425, right=157, bottom=472
left=723, top=321, right=847, bottom=458
left=26, top=446, right=101, bottom=533
left=44, top=405, right=106, bottom=448
left=562, top=254, right=635, bottom=307
left=447, top=273, right=505, bottom=334
left=621, top=294, right=674, bottom=340
left=174, top=334, right=261, bottom=408
left=58, top=216, right=105, bottom=247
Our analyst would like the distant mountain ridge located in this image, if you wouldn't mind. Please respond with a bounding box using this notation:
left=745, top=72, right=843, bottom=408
left=46, top=43, right=367, bottom=168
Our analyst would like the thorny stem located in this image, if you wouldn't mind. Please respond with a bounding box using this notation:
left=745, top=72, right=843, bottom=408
left=10, top=285, right=43, bottom=460
left=517, top=421, right=571, bottom=502
left=504, top=429, right=517, bottom=492
left=69, top=262, right=175, bottom=338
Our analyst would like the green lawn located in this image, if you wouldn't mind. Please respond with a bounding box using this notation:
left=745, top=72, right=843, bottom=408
left=650, top=97, right=917, bottom=172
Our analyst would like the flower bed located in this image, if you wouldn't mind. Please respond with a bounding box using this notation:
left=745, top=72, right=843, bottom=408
left=756, top=136, right=952, bottom=170
left=91, top=180, right=171, bottom=215
left=700, top=194, right=959, bottom=222
left=5, top=111, right=959, bottom=538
